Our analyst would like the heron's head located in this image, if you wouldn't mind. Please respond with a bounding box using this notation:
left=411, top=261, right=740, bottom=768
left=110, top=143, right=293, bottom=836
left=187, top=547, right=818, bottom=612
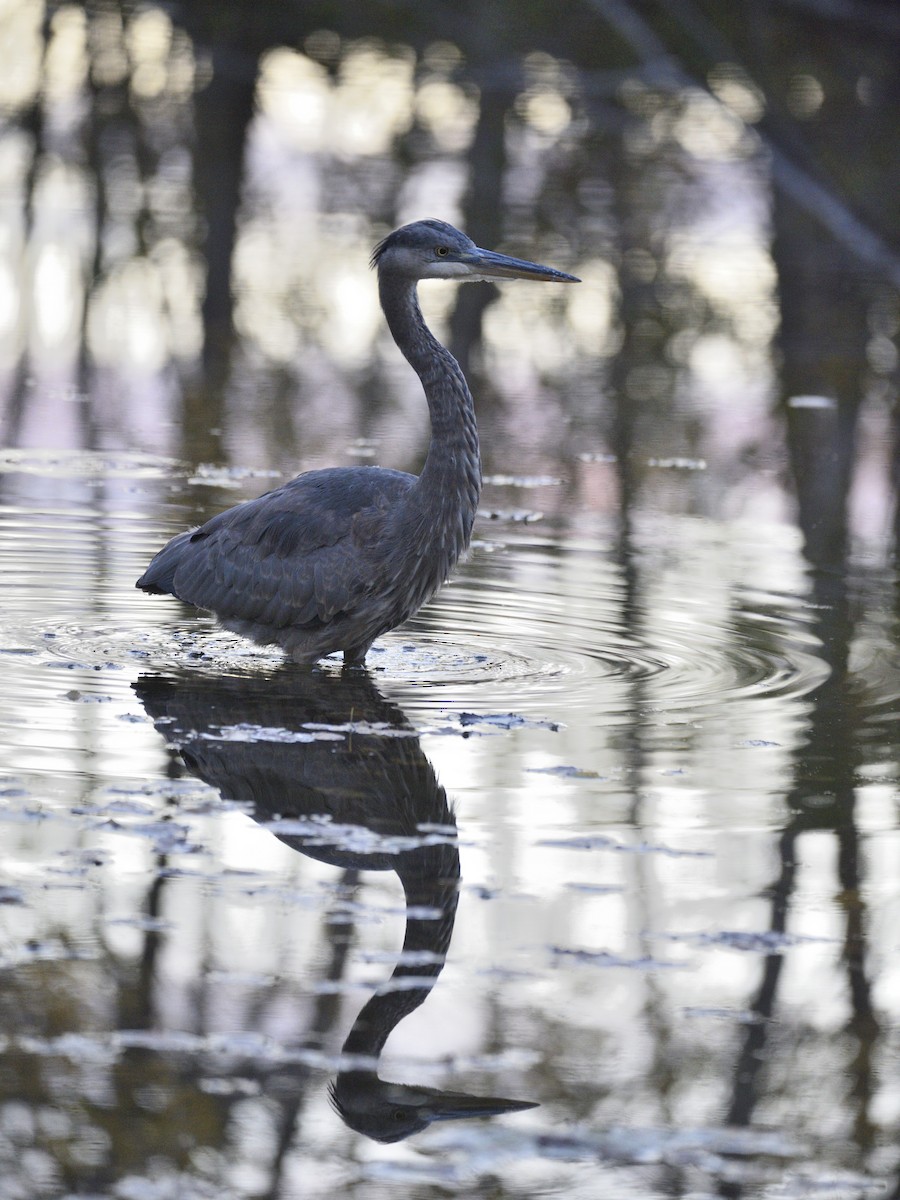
left=329, top=1074, right=537, bottom=1143
left=372, top=219, right=580, bottom=285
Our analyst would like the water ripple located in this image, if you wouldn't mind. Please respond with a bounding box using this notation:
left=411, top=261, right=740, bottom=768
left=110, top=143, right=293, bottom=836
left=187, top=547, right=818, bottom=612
left=1, top=489, right=831, bottom=726
left=390, top=541, right=831, bottom=715
left=26, top=579, right=828, bottom=722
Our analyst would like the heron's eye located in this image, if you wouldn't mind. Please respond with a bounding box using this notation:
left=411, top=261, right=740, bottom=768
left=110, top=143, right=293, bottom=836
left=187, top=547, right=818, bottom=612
left=435, top=246, right=450, bottom=257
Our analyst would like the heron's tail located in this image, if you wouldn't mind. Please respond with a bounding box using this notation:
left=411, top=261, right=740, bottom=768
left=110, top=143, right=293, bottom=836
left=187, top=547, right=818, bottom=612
left=136, top=530, right=195, bottom=595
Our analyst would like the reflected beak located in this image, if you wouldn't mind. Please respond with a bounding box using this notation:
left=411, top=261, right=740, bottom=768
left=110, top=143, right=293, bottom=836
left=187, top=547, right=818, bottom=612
left=427, top=1090, right=539, bottom=1121
left=461, top=247, right=580, bottom=283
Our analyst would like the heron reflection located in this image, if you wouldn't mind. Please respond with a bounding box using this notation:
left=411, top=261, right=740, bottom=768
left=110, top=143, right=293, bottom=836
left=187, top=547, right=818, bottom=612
left=134, top=668, right=535, bottom=1142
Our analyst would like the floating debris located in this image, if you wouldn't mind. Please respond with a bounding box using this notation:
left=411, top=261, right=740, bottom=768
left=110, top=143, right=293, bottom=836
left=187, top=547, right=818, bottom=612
left=104, top=916, right=173, bottom=932
left=482, top=473, right=563, bottom=487
left=657, top=929, right=833, bottom=953
left=482, top=508, right=544, bottom=523
left=206, top=970, right=275, bottom=986
left=551, top=946, right=683, bottom=971
left=527, top=764, right=603, bottom=778
left=0, top=939, right=99, bottom=970
left=46, top=660, right=124, bottom=672
left=475, top=965, right=540, bottom=981
left=765, top=1168, right=886, bottom=1196
left=189, top=463, right=282, bottom=487
left=0, top=782, right=29, bottom=799
left=101, top=818, right=204, bottom=856
left=73, top=797, right=155, bottom=816
left=199, top=1076, right=262, bottom=1097
left=468, top=884, right=499, bottom=900
left=539, top=834, right=711, bottom=858
left=199, top=722, right=344, bottom=744
left=300, top=719, right=419, bottom=739
left=457, top=712, right=560, bottom=732
left=682, top=1006, right=764, bottom=1024
left=16, top=1032, right=119, bottom=1064
left=646, top=456, right=707, bottom=471
left=539, top=834, right=617, bottom=850
left=263, top=815, right=456, bottom=855
left=0, top=448, right=177, bottom=479
left=565, top=882, right=623, bottom=895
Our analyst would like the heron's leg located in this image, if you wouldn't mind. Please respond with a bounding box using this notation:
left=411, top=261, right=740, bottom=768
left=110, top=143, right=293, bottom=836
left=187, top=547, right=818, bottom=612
left=288, top=644, right=323, bottom=668
left=343, top=643, right=372, bottom=668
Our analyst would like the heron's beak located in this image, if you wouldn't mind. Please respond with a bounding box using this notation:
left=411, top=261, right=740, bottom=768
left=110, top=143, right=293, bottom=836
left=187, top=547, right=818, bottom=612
left=424, top=1090, right=539, bottom=1122
left=461, top=247, right=580, bottom=283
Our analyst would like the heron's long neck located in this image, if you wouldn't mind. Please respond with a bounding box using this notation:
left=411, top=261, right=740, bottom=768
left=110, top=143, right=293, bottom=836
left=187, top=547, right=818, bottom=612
left=342, top=840, right=460, bottom=1060
left=379, top=277, right=482, bottom=541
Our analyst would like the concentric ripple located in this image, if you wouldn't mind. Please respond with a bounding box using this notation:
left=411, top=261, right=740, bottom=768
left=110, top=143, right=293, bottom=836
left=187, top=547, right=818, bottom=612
left=387, top=539, right=832, bottom=717
left=21, top=557, right=829, bottom=721
left=1, top=459, right=831, bottom=730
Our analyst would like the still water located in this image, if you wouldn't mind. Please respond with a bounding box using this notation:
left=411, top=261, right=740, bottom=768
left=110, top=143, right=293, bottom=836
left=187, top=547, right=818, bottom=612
left=1, top=442, right=899, bottom=1198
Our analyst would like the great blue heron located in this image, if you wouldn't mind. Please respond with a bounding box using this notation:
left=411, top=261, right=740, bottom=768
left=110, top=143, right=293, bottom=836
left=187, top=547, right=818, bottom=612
left=137, top=219, right=579, bottom=665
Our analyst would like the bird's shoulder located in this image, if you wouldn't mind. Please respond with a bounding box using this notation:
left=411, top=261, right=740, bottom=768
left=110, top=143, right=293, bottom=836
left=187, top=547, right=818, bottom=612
left=193, top=466, right=415, bottom=557
left=154, top=465, right=419, bottom=631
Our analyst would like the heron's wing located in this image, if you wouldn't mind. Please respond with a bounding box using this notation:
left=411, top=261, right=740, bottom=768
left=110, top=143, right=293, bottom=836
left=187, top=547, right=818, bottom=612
left=143, top=467, right=414, bottom=629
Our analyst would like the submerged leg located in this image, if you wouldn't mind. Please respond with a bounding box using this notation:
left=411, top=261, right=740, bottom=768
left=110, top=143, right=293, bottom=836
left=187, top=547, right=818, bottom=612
left=343, top=642, right=372, bottom=668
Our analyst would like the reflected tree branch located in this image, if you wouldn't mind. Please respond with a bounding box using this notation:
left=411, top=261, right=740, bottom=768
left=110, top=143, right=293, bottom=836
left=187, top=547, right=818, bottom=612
left=777, top=0, right=900, bottom=34
left=2, top=8, right=51, bottom=449
left=263, top=869, right=360, bottom=1200
left=722, top=562, right=878, bottom=1183
left=584, top=0, right=900, bottom=288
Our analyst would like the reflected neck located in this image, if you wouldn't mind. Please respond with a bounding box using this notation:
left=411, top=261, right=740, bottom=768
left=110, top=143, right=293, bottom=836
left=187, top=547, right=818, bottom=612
left=342, top=843, right=460, bottom=1061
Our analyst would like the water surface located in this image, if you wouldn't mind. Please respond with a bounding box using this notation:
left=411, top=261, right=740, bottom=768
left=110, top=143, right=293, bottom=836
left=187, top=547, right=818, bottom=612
left=1, top=448, right=898, bottom=1198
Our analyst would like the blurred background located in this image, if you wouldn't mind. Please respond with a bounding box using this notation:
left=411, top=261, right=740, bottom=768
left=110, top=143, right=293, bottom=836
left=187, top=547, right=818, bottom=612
left=1, top=0, right=898, bottom=551
left=2, top=2, right=900, bottom=1198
